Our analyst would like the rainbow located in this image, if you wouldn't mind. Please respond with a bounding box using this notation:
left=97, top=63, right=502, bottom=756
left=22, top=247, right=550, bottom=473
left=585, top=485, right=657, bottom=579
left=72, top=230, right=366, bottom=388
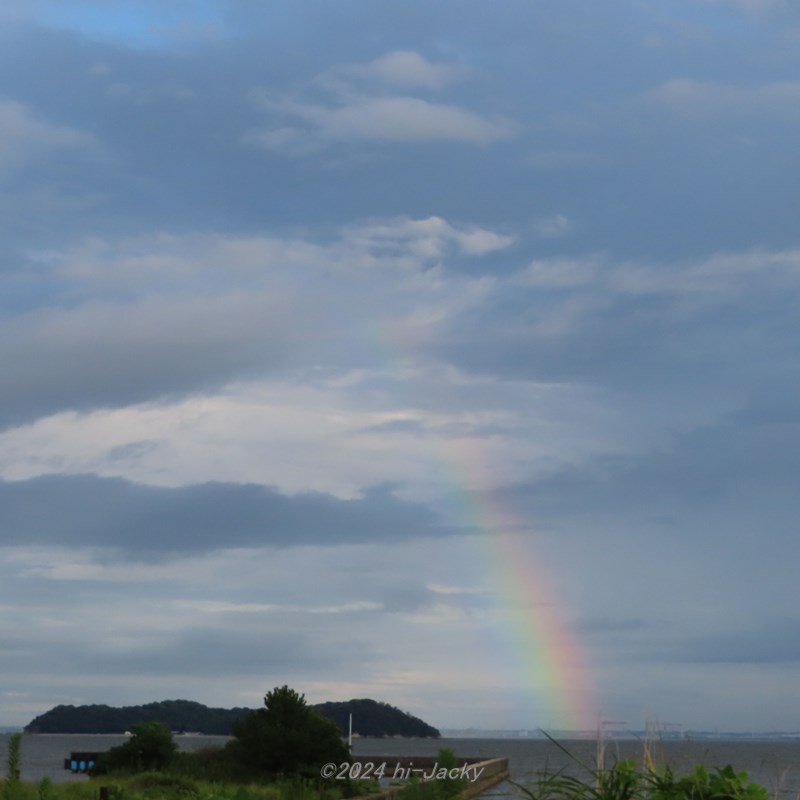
left=444, top=436, right=596, bottom=732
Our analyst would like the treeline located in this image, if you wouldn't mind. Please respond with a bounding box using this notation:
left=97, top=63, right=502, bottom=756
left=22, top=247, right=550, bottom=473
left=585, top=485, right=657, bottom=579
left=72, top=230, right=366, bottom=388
left=25, top=699, right=249, bottom=734
left=316, top=698, right=440, bottom=738
left=25, top=697, right=440, bottom=737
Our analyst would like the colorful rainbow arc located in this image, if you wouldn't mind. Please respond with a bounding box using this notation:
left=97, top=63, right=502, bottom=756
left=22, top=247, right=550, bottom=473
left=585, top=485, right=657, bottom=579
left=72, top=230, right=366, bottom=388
left=445, top=437, right=596, bottom=732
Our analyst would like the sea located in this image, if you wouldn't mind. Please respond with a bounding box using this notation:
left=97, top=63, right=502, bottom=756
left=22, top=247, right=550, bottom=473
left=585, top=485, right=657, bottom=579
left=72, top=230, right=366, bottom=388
left=2, top=734, right=800, bottom=798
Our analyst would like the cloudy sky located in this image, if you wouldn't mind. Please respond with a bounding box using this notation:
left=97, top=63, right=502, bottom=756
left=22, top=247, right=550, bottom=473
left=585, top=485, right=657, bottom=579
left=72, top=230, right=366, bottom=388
left=1, top=0, right=800, bottom=733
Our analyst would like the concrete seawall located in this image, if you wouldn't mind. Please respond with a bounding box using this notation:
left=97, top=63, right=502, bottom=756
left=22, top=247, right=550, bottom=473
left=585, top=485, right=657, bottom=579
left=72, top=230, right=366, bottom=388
left=351, top=756, right=510, bottom=800
left=458, top=758, right=511, bottom=799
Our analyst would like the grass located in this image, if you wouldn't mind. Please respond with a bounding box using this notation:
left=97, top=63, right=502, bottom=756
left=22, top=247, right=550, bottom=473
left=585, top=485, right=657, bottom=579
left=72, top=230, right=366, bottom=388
left=2, top=731, right=378, bottom=800
left=0, top=774, right=355, bottom=800
left=510, top=732, right=770, bottom=800
left=396, top=749, right=468, bottom=800
left=2, top=730, right=776, bottom=800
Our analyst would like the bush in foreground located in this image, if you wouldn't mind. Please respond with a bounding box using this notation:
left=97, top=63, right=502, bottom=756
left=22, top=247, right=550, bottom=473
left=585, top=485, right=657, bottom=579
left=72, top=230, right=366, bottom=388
left=90, top=685, right=352, bottom=786
left=511, top=748, right=768, bottom=800
left=93, top=722, right=178, bottom=774
left=227, top=686, right=350, bottom=780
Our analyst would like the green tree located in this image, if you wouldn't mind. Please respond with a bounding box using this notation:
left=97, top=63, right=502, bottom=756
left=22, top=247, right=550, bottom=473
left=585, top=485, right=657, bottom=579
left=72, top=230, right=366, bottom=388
left=94, top=721, right=177, bottom=774
left=229, top=685, right=349, bottom=778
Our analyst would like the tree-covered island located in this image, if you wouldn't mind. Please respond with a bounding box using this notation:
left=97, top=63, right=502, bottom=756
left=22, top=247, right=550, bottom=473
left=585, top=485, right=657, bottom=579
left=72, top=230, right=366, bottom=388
left=25, top=696, right=441, bottom=738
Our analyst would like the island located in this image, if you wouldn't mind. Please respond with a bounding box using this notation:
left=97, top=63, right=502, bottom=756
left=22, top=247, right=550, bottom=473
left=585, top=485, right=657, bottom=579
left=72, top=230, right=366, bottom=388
left=25, top=697, right=441, bottom=738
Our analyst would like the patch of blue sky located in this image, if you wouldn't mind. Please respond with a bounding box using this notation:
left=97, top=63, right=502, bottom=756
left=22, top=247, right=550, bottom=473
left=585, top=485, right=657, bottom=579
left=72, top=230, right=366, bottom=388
left=33, top=0, right=229, bottom=49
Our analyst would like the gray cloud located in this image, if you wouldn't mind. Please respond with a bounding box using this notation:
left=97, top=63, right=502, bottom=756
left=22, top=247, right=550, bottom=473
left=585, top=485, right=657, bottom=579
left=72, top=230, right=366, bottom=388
left=650, top=79, right=800, bottom=118
left=437, top=249, right=800, bottom=395
left=666, top=619, right=800, bottom=665
left=0, top=475, right=453, bottom=555
left=0, top=220, right=512, bottom=430
left=360, top=419, right=427, bottom=435
left=578, top=617, right=650, bottom=636
left=0, top=293, right=292, bottom=429
left=492, top=401, right=800, bottom=525
left=0, top=625, right=376, bottom=679
left=0, top=99, right=94, bottom=172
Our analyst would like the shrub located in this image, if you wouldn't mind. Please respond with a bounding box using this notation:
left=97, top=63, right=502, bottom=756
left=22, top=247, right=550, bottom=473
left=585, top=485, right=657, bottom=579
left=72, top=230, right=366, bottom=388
left=36, top=779, right=53, bottom=800
left=228, top=686, right=349, bottom=779
left=93, top=722, right=178, bottom=774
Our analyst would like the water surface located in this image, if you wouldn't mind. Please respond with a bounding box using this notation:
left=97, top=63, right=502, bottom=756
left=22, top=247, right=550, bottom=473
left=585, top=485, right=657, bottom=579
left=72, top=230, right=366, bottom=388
left=2, top=734, right=800, bottom=797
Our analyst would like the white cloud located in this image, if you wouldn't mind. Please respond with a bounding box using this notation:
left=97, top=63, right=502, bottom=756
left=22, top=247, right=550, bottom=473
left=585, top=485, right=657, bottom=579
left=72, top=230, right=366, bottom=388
left=427, top=583, right=487, bottom=595
left=326, top=95, right=512, bottom=143
left=0, top=369, right=602, bottom=502
left=54, top=217, right=511, bottom=293
left=14, top=232, right=794, bottom=508
left=0, top=215, right=525, bottom=494
left=0, top=217, right=519, bottom=437
left=176, top=600, right=384, bottom=615
left=257, top=94, right=514, bottom=145
left=453, top=227, right=515, bottom=255
left=346, top=51, right=465, bottom=90
left=249, top=52, right=515, bottom=151
left=610, top=248, right=800, bottom=295
left=513, top=248, right=800, bottom=296
left=340, top=215, right=514, bottom=259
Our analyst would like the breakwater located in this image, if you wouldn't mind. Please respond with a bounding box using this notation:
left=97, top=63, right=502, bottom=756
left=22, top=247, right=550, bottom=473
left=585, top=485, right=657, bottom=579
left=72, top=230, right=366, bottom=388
left=348, top=756, right=510, bottom=800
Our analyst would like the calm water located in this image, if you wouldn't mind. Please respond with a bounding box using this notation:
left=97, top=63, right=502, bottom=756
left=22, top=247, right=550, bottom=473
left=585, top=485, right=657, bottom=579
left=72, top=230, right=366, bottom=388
left=351, top=738, right=800, bottom=799
left=0, top=733, right=230, bottom=784
left=2, top=734, right=800, bottom=797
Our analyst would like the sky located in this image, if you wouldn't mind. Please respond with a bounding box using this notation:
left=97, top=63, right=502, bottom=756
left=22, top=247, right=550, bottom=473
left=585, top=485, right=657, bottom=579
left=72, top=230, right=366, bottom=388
left=1, top=0, right=800, bottom=733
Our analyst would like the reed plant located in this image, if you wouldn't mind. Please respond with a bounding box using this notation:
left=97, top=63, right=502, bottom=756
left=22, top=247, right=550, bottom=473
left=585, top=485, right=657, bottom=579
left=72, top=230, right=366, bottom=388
left=510, top=732, right=768, bottom=800
left=2, top=733, right=23, bottom=800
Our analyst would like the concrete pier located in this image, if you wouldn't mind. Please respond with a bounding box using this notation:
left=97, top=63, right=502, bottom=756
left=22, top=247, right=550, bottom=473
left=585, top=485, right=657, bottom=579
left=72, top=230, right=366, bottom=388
left=351, top=756, right=510, bottom=800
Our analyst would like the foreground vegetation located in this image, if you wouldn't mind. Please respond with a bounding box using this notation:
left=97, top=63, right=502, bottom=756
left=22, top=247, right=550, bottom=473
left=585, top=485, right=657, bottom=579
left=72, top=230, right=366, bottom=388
left=513, top=761, right=768, bottom=800
left=2, top=706, right=776, bottom=800
left=510, top=735, right=769, bottom=800
left=396, top=748, right=467, bottom=800
left=87, top=687, right=352, bottom=785
left=2, top=773, right=354, bottom=800
left=3, top=687, right=369, bottom=800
